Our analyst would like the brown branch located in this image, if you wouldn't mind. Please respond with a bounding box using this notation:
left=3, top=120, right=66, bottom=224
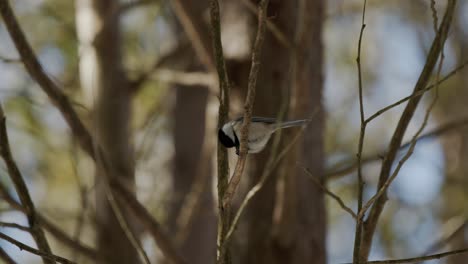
left=0, top=221, right=31, bottom=232
left=171, top=0, right=214, bottom=71
left=224, top=126, right=306, bottom=244
left=109, top=179, right=188, bottom=264
left=0, top=246, right=17, bottom=264
left=301, top=166, right=357, bottom=220
left=0, top=55, right=21, bottom=63
left=364, top=59, right=468, bottom=125
left=39, top=216, right=97, bottom=260
left=0, top=0, right=94, bottom=158
left=129, top=40, right=191, bottom=93
left=209, top=0, right=232, bottom=262
left=362, top=248, right=468, bottom=264
left=326, top=116, right=468, bottom=180
left=359, top=0, right=457, bottom=260
left=0, top=232, right=75, bottom=264
left=0, top=106, right=55, bottom=264
left=353, top=0, right=368, bottom=262
left=150, top=69, right=216, bottom=88
left=222, top=0, right=270, bottom=209
left=423, top=217, right=468, bottom=255
left=0, top=179, right=98, bottom=260
left=118, top=0, right=156, bottom=14
left=239, top=0, right=292, bottom=49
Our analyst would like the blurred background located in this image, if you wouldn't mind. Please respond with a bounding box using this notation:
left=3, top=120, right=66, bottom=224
left=0, top=0, right=467, bottom=263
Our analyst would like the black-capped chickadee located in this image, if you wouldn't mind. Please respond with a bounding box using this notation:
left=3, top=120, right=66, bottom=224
left=218, top=117, right=310, bottom=155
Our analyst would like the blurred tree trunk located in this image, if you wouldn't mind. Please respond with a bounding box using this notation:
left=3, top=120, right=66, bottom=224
left=441, top=22, right=468, bottom=264
left=170, top=76, right=216, bottom=264
left=276, top=0, right=326, bottom=262
left=242, top=0, right=326, bottom=263
left=169, top=1, right=216, bottom=264
left=75, top=1, right=139, bottom=263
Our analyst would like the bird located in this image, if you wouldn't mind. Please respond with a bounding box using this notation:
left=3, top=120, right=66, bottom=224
left=218, top=116, right=310, bottom=155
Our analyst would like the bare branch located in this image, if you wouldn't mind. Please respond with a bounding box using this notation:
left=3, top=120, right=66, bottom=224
left=151, top=69, right=217, bottom=88
left=224, top=126, right=306, bottom=244
left=210, top=0, right=233, bottom=262
left=326, top=116, right=468, bottom=180
left=353, top=0, right=368, bottom=262
left=0, top=106, right=55, bottom=264
left=171, top=0, right=214, bottom=71
left=0, top=55, right=21, bottom=63
left=364, top=59, right=468, bottom=125
left=423, top=217, right=468, bottom=255
left=0, top=232, right=75, bottom=264
left=362, top=248, right=468, bottom=264
left=39, top=216, right=97, bottom=260
left=359, top=0, right=457, bottom=260
left=0, top=221, right=31, bottom=232
left=239, top=0, right=292, bottom=49
left=118, top=0, right=156, bottom=14
left=0, top=179, right=98, bottom=260
left=301, top=166, right=357, bottom=219
left=222, top=0, right=270, bottom=209
left=109, top=179, right=188, bottom=264
left=0, top=0, right=94, bottom=158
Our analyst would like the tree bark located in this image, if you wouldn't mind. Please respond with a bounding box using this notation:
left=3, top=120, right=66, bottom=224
left=75, top=1, right=139, bottom=263
left=441, top=22, right=468, bottom=264
left=170, top=82, right=216, bottom=264
left=242, top=0, right=326, bottom=263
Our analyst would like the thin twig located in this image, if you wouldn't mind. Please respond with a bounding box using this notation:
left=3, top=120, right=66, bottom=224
left=325, top=115, right=468, bottom=180
left=301, top=167, right=357, bottom=219
left=0, top=0, right=94, bottom=158
left=172, top=0, right=214, bottom=71
left=224, top=126, right=306, bottom=244
left=361, top=248, right=468, bottom=264
left=39, top=216, right=97, bottom=260
left=364, top=59, right=468, bottom=126
left=0, top=232, right=75, bottom=264
left=0, top=221, right=31, bottom=232
left=422, top=217, right=468, bottom=255
left=222, top=0, right=270, bottom=209
left=110, top=178, right=188, bottom=264
left=0, top=106, right=55, bottom=264
left=352, top=0, right=367, bottom=262
left=105, top=186, right=151, bottom=264
left=0, top=55, right=21, bottom=63
left=239, top=0, right=292, bottom=49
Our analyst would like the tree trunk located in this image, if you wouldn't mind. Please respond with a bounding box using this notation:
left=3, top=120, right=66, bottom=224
left=277, top=0, right=326, bottom=262
left=75, top=1, right=139, bottom=263
left=243, top=0, right=326, bottom=263
left=442, top=23, right=468, bottom=264
left=170, top=82, right=216, bottom=264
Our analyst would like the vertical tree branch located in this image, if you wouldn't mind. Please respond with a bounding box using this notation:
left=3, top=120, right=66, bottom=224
left=358, top=0, right=457, bottom=261
left=221, top=0, right=270, bottom=209
left=209, top=0, right=231, bottom=262
left=0, top=106, right=55, bottom=264
left=352, top=1, right=368, bottom=263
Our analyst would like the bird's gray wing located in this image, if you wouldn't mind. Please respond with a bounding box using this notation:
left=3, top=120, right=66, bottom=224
left=234, top=116, right=277, bottom=124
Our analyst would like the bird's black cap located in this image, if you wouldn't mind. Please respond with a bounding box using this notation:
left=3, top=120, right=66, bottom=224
left=218, top=129, right=236, bottom=148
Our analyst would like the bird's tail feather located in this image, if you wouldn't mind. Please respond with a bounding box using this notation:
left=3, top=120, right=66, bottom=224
left=276, top=119, right=310, bottom=129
